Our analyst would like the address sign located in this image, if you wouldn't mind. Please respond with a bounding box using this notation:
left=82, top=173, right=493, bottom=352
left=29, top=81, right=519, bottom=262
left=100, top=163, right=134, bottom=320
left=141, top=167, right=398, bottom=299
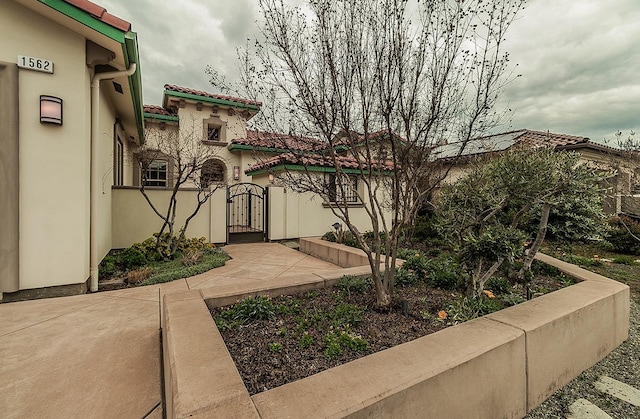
left=18, top=55, right=54, bottom=74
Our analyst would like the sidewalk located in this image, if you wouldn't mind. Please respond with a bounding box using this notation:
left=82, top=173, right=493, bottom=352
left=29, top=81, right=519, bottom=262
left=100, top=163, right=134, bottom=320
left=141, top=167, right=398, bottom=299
left=0, top=243, right=340, bottom=419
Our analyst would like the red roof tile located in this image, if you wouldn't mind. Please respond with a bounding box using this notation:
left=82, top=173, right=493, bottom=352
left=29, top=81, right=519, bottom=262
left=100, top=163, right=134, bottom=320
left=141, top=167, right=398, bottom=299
left=233, top=130, right=327, bottom=152
left=143, top=105, right=177, bottom=117
left=246, top=153, right=395, bottom=174
left=63, top=0, right=131, bottom=32
left=517, top=130, right=590, bottom=147
left=164, top=84, right=262, bottom=108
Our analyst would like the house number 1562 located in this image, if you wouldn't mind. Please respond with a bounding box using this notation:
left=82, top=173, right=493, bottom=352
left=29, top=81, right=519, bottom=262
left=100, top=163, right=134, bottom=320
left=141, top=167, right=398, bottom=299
left=18, top=55, right=54, bottom=74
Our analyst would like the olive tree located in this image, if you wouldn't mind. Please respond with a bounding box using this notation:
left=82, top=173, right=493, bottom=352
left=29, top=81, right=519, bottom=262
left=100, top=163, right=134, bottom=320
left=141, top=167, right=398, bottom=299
left=439, top=148, right=609, bottom=296
left=211, top=0, right=526, bottom=307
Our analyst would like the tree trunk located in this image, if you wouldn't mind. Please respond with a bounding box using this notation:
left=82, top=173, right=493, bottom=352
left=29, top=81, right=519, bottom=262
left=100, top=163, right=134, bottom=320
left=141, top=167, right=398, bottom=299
left=518, top=202, right=551, bottom=281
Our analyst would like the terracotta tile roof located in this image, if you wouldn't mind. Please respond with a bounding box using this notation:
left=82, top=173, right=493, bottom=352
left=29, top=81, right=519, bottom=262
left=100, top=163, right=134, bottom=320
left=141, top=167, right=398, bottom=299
left=334, top=129, right=406, bottom=147
left=164, top=84, right=262, bottom=108
left=232, top=130, right=327, bottom=152
left=246, top=153, right=395, bottom=174
left=143, top=105, right=177, bottom=117
left=63, top=0, right=131, bottom=32
left=517, top=130, right=590, bottom=147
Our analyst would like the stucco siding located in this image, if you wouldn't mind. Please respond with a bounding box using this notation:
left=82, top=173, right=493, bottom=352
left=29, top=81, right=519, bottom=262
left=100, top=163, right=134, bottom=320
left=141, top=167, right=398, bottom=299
left=1, top=2, right=92, bottom=289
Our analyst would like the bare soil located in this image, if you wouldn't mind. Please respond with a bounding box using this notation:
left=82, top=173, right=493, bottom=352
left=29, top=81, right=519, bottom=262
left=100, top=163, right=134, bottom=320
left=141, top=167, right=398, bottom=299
left=211, top=272, right=566, bottom=396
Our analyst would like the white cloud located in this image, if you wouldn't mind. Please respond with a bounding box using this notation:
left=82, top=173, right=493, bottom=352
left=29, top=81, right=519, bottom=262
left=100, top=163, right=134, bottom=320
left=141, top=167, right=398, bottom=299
left=100, top=0, right=639, bottom=140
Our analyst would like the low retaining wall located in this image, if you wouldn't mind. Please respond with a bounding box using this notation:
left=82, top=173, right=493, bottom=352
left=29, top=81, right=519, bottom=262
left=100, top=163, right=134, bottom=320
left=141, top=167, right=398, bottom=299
left=299, top=237, right=370, bottom=268
left=161, top=242, right=630, bottom=419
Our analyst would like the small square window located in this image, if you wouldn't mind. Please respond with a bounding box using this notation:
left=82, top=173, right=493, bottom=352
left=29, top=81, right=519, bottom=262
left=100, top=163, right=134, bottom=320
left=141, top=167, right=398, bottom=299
left=207, top=126, right=220, bottom=141
left=328, top=174, right=359, bottom=203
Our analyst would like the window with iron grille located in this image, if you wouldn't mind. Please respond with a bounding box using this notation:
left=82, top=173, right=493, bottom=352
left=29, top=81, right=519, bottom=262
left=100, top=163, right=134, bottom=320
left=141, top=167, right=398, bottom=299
left=328, top=174, right=359, bottom=203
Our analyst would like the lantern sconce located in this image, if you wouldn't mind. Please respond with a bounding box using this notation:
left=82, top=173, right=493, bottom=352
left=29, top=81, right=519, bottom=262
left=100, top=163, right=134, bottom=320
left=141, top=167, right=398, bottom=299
left=268, top=173, right=275, bottom=184
left=40, top=95, right=63, bottom=125
left=233, top=165, right=240, bottom=180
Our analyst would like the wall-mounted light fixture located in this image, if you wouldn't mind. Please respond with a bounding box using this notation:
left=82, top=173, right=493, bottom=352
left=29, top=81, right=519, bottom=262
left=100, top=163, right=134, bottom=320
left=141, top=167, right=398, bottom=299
left=233, top=166, right=240, bottom=180
left=40, top=95, right=63, bottom=125
left=268, top=173, right=275, bottom=184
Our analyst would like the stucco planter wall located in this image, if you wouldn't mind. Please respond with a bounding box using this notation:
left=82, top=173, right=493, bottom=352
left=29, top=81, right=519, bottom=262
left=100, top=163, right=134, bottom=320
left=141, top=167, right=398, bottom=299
left=161, top=241, right=629, bottom=419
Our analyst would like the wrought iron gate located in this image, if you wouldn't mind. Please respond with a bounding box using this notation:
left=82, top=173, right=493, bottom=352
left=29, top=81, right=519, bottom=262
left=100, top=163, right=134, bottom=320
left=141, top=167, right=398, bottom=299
left=227, top=183, right=267, bottom=243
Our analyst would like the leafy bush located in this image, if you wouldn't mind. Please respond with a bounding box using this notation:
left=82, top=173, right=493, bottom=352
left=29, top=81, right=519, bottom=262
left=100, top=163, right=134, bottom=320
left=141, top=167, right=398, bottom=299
left=329, top=303, right=364, bottom=327
left=99, top=255, right=118, bottom=278
left=120, top=247, right=147, bottom=270
left=219, top=296, right=276, bottom=324
left=425, top=255, right=464, bottom=290
left=531, top=260, right=561, bottom=277
left=607, top=216, right=640, bottom=255
left=132, top=234, right=216, bottom=261
left=401, top=252, right=430, bottom=279
left=321, top=230, right=360, bottom=248
left=336, top=275, right=372, bottom=295
left=485, top=277, right=510, bottom=295
left=394, top=268, right=419, bottom=288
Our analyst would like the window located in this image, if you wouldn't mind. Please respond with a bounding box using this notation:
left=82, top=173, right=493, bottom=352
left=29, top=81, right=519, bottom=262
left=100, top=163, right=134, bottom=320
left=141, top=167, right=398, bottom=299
left=114, top=136, right=124, bottom=186
left=203, top=116, right=227, bottom=144
left=328, top=174, right=359, bottom=203
left=207, top=125, right=221, bottom=141
left=201, top=159, right=225, bottom=187
left=143, top=160, right=168, bottom=187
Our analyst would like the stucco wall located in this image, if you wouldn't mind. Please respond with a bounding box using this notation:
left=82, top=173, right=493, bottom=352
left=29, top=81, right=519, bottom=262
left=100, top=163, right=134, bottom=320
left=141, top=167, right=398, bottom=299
left=1, top=2, right=91, bottom=289
left=111, top=187, right=223, bottom=248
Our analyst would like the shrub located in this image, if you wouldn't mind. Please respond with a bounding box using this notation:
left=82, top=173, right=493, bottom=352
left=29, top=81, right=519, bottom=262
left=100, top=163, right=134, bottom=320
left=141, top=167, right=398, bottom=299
left=329, top=303, right=364, bottom=327
left=229, top=295, right=276, bottom=323
left=299, top=332, right=314, bottom=349
left=323, top=328, right=368, bottom=359
left=485, top=276, right=510, bottom=295
left=119, top=247, right=147, bottom=270
left=336, top=275, right=372, bottom=295
left=401, top=251, right=430, bottom=279
left=99, top=255, right=118, bottom=278
left=426, top=255, right=463, bottom=291
left=607, top=216, right=640, bottom=255
left=531, top=260, right=561, bottom=277
left=564, top=255, right=604, bottom=268
left=394, top=268, right=419, bottom=288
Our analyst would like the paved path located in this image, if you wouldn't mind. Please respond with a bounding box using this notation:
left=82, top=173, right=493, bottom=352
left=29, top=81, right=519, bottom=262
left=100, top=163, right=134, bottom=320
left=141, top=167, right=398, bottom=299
left=0, top=243, right=340, bottom=419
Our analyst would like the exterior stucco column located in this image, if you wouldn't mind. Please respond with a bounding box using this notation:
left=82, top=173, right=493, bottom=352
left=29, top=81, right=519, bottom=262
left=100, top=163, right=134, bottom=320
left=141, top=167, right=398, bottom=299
left=0, top=61, right=20, bottom=293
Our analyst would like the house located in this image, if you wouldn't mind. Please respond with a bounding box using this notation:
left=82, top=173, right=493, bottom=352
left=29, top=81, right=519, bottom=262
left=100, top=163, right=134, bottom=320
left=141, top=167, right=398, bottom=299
left=433, top=129, right=640, bottom=215
left=112, top=84, right=391, bottom=250
left=1, top=0, right=143, bottom=300
left=0, top=0, right=386, bottom=305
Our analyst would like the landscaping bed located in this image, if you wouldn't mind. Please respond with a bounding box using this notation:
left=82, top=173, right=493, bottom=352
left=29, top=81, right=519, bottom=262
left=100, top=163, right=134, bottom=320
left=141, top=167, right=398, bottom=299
left=98, top=236, right=229, bottom=291
left=211, top=263, right=571, bottom=396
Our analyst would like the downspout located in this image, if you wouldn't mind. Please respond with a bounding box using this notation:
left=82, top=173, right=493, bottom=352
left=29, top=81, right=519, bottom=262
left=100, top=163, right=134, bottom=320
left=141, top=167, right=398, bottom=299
left=90, top=63, right=137, bottom=292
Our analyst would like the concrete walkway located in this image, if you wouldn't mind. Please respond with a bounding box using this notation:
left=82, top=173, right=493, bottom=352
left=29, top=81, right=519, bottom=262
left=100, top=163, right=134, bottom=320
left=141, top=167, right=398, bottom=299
left=0, top=243, right=340, bottom=419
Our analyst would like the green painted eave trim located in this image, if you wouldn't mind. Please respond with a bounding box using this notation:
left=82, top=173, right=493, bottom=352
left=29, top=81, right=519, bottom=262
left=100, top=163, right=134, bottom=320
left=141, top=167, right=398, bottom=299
left=247, top=164, right=393, bottom=176
left=144, top=113, right=179, bottom=122
left=39, top=0, right=145, bottom=141
left=38, top=0, right=125, bottom=42
left=123, top=32, right=145, bottom=141
left=164, top=90, right=261, bottom=112
left=228, top=143, right=291, bottom=154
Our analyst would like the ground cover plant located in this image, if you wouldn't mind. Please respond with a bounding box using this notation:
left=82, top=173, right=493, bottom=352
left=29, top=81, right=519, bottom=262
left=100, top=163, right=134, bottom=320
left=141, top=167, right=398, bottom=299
left=98, top=235, right=229, bottom=290
left=212, top=250, right=571, bottom=395
left=542, top=241, right=640, bottom=302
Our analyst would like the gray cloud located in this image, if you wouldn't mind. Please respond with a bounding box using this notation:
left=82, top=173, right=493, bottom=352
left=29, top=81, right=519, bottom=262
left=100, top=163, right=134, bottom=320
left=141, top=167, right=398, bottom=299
left=101, top=0, right=639, bottom=142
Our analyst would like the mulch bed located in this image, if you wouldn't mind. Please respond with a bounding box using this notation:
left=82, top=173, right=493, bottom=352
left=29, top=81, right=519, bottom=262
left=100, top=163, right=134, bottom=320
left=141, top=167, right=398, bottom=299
left=211, top=271, right=568, bottom=395
left=212, top=284, right=456, bottom=395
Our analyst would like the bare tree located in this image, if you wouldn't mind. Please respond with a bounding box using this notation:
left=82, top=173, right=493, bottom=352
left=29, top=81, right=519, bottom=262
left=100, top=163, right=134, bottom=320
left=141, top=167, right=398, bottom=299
left=137, top=118, right=226, bottom=258
left=211, top=0, right=526, bottom=307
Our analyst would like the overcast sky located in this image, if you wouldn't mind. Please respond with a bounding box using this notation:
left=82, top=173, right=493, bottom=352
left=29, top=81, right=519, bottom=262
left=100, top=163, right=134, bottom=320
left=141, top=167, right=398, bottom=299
left=99, top=0, right=639, bottom=142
